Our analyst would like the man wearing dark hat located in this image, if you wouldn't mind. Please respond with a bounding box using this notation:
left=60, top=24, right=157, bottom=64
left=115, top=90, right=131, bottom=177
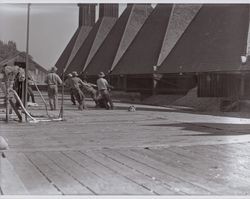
left=96, top=72, right=114, bottom=110
left=65, top=73, right=76, bottom=105
left=69, top=71, right=87, bottom=110
left=71, top=71, right=78, bottom=78
left=45, top=66, right=62, bottom=110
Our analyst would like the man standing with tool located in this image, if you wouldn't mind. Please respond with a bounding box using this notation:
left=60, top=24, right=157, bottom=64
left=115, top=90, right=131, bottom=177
left=45, top=66, right=62, bottom=110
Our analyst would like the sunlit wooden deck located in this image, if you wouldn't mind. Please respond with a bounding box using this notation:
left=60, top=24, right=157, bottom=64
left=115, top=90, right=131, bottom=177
left=1, top=94, right=250, bottom=195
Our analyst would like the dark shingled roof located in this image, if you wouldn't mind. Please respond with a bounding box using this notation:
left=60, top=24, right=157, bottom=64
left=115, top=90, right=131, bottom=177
left=65, top=17, right=117, bottom=74
left=158, top=4, right=250, bottom=73
left=65, top=26, right=92, bottom=70
left=111, top=4, right=153, bottom=70
left=111, top=4, right=173, bottom=75
left=65, top=19, right=102, bottom=74
left=55, top=28, right=80, bottom=75
left=84, top=5, right=133, bottom=76
left=157, top=4, right=201, bottom=66
left=83, top=17, right=117, bottom=70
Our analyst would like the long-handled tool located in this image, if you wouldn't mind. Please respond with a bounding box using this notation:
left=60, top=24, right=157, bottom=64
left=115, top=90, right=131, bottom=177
left=28, top=72, right=50, bottom=118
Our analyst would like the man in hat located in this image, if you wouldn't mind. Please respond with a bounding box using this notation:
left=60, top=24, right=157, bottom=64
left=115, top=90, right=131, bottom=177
left=69, top=71, right=87, bottom=110
left=45, top=66, right=62, bottom=110
left=27, top=75, right=37, bottom=105
left=72, top=71, right=78, bottom=78
left=65, top=73, right=76, bottom=105
left=96, top=72, right=114, bottom=110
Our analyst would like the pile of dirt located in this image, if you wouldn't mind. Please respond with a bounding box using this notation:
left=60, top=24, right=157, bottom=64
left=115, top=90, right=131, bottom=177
left=172, top=87, right=221, bottom=112
left=111, top=91, right=141, bottom=102
left=142, top=87, right=221, bottom=112
left=111, top=88, right=250, bottom=113
left=143, top=94, right=184, bottom=106
left=239, top=100, right=250, bottom=112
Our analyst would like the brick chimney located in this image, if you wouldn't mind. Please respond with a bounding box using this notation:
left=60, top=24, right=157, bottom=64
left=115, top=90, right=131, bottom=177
left=99, top=4, right=118, bottom=18
left=78, top=4, right=96, bottom=27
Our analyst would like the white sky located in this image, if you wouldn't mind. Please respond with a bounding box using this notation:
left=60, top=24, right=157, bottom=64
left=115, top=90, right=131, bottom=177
left=0, top=3, right=127, bottom=69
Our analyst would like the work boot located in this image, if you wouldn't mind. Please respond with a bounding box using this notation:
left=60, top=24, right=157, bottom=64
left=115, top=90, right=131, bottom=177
left=78, top=103, right=88, bottom=110
left=78, top=104, right=83, bottom=110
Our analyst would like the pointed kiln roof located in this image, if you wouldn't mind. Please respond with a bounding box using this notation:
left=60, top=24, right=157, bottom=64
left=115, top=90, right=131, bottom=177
left=84, top=4, right=153, bottom=76
left=111, top=4, right=153, bottom=70
left=65, top=26, right=92, bottom=72
left=55, top=28, right=80, bottom=75
left=157, top=4, right=201, bottom=66
left=112, top=4, right=173, bottom=75
left=65, top=19, right=103, bottom=74
left=83, top=17, right=117, bottom=71
left=158, top=4, right=250, bottom=73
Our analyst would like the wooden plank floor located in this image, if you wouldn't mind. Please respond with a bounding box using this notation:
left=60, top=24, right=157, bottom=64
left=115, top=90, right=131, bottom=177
left=1, top=93, right=250, bottom=195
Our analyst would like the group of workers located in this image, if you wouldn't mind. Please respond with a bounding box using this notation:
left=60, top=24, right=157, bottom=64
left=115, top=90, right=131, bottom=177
left=45, top=66, right=114, bottom=111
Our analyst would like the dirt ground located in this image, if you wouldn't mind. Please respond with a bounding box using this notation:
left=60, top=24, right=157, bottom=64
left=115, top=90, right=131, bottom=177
left=1, top=92, right=250, bottom=195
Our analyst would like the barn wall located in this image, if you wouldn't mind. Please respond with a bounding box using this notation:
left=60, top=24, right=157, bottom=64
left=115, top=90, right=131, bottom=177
left=110, top=75, right=127, bottom=90
left=197, top=72, right=250, bottom=98
left=109, top=73, right=197, bottom=95
left=14, top=60, right=47, bottom=85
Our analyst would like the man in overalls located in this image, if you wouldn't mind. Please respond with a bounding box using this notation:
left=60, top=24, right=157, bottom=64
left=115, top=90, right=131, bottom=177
left=45, top=67, right=62, bottom=110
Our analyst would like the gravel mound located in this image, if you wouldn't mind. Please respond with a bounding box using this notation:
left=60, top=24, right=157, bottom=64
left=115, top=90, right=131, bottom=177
left=143, top=87, right=221, bottom=112
left=172, top=87, right=221, bottom=111
left=143, top=94, right=184, bottom=106
left=239, top=100, right=250, bottom=112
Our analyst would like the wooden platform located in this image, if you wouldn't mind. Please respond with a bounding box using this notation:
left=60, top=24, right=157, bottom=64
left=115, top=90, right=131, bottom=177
left=1, top=93, right=250, bottom=195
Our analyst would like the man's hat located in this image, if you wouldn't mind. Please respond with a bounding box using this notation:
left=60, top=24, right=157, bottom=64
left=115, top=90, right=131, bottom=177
left=50, top=66, right=57, bottom=72
left=67, top=73, right=72, bottom=77
left=98, top=72, right=105, bottom=78
left=72, top=71, right=78, bottom=77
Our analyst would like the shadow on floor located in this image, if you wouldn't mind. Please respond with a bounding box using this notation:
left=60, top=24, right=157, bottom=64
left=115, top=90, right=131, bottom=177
left=144, top=122, right=250, bottom=136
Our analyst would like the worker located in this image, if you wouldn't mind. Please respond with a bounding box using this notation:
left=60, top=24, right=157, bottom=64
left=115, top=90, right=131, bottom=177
left=27, top=76, right=37, bottom=105
left=13, top=66, right=25, bottom=109
left=70, top=71, right=87, bottom=110
left=45, top=66, right=62, bottom=110
left=80, top=80, right=98, bottom=107
left=96, top=72, right=114, bottom=110
left=65, top=73, right=76, bottom=105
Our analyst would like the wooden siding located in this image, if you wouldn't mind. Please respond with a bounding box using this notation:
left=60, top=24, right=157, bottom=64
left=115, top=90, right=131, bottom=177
left=197, top=72, right=250, bottom=98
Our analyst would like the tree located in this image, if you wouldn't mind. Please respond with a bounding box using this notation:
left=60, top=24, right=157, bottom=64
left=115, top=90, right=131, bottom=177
left=0, top=40, right=19, bottom=62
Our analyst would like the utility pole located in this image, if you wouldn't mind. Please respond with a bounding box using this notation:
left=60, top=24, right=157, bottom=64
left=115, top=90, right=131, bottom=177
left=25, top=3, right=31, bottom=121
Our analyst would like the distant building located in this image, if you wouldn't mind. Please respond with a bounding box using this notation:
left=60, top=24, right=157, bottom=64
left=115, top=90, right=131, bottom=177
left=0, top=52, right=48, bottom=85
